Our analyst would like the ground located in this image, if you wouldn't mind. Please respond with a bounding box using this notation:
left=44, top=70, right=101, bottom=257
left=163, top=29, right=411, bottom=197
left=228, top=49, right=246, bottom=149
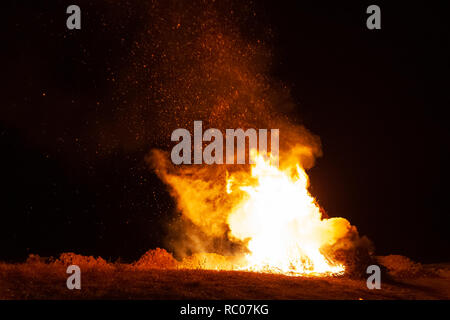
left=1, top=254, right=449, bottom=299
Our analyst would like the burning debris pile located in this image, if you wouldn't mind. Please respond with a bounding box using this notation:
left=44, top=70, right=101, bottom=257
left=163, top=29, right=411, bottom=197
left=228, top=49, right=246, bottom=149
left=150, top=147, right=373, bottom=277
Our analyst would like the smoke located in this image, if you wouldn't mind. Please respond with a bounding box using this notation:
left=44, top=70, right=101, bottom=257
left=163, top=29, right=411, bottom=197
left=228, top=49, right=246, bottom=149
left=112, top=1, right=320, bottom=151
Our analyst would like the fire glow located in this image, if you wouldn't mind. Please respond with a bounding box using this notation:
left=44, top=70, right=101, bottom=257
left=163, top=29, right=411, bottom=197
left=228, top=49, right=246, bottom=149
left=152, top=146, right=358, bottom=277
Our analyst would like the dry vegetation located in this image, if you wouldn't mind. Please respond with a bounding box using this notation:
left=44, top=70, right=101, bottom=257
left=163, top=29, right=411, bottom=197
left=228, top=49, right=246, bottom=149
left=0, top=249, right=449, bottom=299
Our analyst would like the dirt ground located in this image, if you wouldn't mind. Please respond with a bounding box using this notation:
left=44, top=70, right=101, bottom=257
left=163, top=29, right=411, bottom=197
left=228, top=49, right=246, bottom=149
left=1, top=258, right=449, bottom=299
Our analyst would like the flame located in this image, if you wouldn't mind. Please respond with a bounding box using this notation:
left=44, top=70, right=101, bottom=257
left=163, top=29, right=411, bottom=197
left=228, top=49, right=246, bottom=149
left=226, top=151, right=349, bottom=275
left=151, top=147, right=357, bottom=277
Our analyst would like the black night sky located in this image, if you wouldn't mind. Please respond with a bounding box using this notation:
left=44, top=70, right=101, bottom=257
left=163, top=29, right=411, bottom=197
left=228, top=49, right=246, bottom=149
left=2, top=0, right=449, bottom=263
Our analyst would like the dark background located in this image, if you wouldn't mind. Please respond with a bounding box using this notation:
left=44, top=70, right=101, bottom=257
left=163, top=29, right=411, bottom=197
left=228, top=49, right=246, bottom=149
left=2, top=0, right=449, bottom=263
